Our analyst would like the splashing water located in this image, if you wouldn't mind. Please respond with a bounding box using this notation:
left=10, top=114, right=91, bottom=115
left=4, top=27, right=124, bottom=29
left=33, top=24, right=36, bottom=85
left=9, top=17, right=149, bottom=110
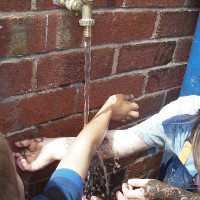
left=83, top=37, right=91, bottom=125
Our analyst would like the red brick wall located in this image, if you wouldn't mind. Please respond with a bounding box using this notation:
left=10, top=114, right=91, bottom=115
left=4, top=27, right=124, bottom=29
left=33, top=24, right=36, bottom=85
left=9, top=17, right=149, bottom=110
left=0, top=0, right=199, bottom=199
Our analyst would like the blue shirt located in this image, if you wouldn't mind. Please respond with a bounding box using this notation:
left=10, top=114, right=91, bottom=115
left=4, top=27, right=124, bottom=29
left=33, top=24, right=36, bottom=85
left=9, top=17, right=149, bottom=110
left=127, top=95, right=200, bottom=176
left=32, top=168, right=83, bottom=200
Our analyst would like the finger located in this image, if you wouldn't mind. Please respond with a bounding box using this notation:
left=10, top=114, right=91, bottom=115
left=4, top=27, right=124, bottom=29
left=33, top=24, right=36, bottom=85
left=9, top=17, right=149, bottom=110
left=13, top=152, right=26, bottom=171
left=16, top=150, right=51, bottom=172
left=128, top=179, right=150, bottom=187
left=115, top=191, right=127, bottom=200
left=128, top=110, right=139, bottom=118
left=130, top=102, right=139, bottom=110
left=123, top=94, right=134, bottom=101
left=122, top=184, right=145, bottom=199
left=15, top=139, right=32, bottom=148
left=24, top=150, right=38, bottom=163
left=91, top=196, right=103, bottom=200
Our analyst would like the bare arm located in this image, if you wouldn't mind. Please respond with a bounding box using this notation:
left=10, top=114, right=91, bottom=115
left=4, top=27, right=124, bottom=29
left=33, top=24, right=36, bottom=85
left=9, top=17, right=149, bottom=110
left=98, top=129, right=151, bottom=159
left=56, top=94, right=139, bottom=180
left=14, top=94, right=140, bottom=178
left=14, top=128, right=150, bottom=172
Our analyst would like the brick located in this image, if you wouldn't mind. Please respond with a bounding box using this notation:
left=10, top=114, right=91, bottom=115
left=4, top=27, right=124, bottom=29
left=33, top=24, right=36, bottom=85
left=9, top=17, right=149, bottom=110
left=0, top=0, right=31, bottom=11
left=185, top=0, right=200, bottom=7
left=92, top=11, right=157, bottom=45
left=56, top=12, right=74, bottom=49
left=37, top=47, right=114, bottom=90
left=126, top=152, right=163, bottom=180
left=0, top=60, right=34, bottom=98
left=0, top=88, right=76, bottom=133
left=165, top=87, right=181, bottom=105
left=104, top=151, right=148, bottom=173
left=26, top=13, right=57, bottom=54
left=39, top=114, right=84, bottom=138
left=148, top=167, right=161, bottom=179
left=109, top=168, right=126, bottom=191
left=156, top=11, right=199, bottom=38
left=56, top=12, right=83, bottom=49
left=146, top=65, right=186, bottom=93
left=31, top=161, right=58, bottom=182
left=0, top=13, right=57, bottom=58
left=78, top=74, right=145, bottom=111
left=117, top=42, right=176, bottom=73
left=0, top=18, right=11, bottom=58
left=93, top=0, right=124, bottom=7
left=137, top=93, right=165, bottom=119
left=125, top=0, right=185, bottom=7
left=174, top=38, right=193, bottom=62
left=7, top=128, right=38, bottom=152
left=91, top=47, right=114, bottom=79
left=36, top=0, right=60, bottom=10
left=37, top=52, right=84, bottom=90
left=29, top=179, right=49, bottom=199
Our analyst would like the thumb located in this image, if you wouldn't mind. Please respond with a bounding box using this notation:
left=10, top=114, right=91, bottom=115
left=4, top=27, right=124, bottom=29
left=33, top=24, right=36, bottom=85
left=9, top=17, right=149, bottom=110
left=128, top=179, right=150, bottom=187
left=115, top=191, right=127, bottom=200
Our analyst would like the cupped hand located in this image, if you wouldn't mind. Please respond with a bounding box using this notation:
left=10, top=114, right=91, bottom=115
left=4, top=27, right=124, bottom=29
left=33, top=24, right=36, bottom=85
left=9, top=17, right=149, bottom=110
left=106, top=94, right=139, bottom=122
left=13, top=137, right=74, bottom=172
left=116, top=179, right=151, bottom=200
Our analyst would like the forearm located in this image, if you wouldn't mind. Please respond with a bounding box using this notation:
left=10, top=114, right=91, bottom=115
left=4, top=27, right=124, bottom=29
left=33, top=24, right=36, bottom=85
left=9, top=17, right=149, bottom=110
left=57, top=129, right=150, bottom=161
left=144, top=180, right=200, bottom=200
left=98, top=129, right=151, bottom=159
left=56, top=103, right=113, bottom=180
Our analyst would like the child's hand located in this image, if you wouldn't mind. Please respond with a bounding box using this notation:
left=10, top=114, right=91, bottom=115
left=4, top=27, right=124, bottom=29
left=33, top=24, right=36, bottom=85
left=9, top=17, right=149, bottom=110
left=13, top=137, right=75, bottom=172
left=106, top=94, right=139, bottom=122
left=116, top=179, right=150, bottom=200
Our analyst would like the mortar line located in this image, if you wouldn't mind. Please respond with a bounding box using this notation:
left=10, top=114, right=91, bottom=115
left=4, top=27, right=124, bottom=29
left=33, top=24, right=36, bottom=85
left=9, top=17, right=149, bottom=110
left=0, top=61, right=187, bottom=103
left=44, top=14, right=49, bottom=51
left=31, top=0, right=37, bottom=10
left=0, top=35, right=194, bottom=63
left=142, top=72, right=149, bottom=95
left=93, top=7, right=199, bottom=13
left=172, top=39, right=180, bottom=63
left=5, top=85, right=181, bottom=137
left=0, top=7, right=199, bottom=17
left=184, top=0, right=190, bottom=6
left=151, top=10, right=161, bottom=39
left=32, top=58, right=39, bottom=92
left=6, top=125, right=37, bottom=137
left=111, top=47, right=120, bottom=75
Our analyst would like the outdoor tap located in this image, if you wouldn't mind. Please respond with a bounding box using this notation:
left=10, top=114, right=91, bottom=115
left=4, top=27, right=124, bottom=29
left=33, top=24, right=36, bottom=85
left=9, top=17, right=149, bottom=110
left=59, top=0, right=95, bottom=37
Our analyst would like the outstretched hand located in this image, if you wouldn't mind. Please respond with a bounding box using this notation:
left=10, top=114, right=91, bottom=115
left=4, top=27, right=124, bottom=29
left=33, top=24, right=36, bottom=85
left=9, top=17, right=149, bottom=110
left=116, top=179, right=150, bottom=200
left=13, top=137, right=74, bottom=172
left=104, top=94, right=139, bottom=123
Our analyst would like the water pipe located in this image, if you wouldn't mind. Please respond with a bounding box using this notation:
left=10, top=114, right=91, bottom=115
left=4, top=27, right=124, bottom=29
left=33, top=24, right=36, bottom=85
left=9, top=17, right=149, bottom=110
left=180, top=13, right=200, bottom=96
left=54, top=0, right=95, bottom=37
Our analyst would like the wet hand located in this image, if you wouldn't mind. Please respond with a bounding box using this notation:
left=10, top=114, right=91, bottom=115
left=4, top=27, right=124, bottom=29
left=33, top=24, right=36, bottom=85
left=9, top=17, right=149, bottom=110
left=13, top=137, right=73, bottom=172
left=116, top=179, right=151, bottom=200
left=106, top=94, right=139, bottom=122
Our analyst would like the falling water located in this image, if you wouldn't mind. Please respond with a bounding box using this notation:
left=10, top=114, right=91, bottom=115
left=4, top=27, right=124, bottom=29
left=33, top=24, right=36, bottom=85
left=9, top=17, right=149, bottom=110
left=82, top=36, right=110, bottom=198
left=83, top=37, right=91, bottom=125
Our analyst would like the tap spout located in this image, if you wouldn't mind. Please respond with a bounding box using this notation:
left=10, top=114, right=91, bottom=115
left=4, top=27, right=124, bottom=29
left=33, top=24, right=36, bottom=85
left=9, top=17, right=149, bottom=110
left=59, top=0, right=95, bottom=37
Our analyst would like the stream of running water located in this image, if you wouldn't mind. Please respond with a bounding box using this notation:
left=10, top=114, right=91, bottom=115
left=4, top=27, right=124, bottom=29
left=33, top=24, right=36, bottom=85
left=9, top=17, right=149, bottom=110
left=83, top=37, right=110, bottom=198
left=83, top=37, right=91, bottom=126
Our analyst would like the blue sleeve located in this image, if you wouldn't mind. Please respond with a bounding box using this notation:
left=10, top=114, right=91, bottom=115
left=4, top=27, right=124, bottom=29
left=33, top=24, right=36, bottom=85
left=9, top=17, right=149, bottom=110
left=32, top=168, right=83, bottom=200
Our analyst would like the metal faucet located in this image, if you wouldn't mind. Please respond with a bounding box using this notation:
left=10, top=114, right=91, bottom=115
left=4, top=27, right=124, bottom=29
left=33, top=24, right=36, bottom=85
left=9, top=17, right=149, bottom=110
left=55, top=0, right=95, bottom=37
